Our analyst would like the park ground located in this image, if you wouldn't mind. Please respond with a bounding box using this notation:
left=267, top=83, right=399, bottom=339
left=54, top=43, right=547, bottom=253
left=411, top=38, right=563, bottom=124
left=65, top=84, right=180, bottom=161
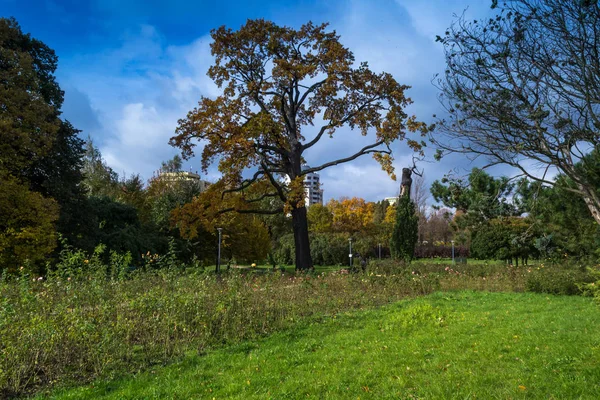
left=40, top=290, right=600, bottom=399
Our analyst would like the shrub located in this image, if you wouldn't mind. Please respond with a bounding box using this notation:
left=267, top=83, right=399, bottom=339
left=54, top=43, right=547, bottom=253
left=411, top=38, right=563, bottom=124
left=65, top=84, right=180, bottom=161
left=274, top=233, right=352, bottom=267
left=581, top=267, right=600, bottom=301
left=525, top=265, right=595, bottom=295
left=414, top=244, right=469, bottom=259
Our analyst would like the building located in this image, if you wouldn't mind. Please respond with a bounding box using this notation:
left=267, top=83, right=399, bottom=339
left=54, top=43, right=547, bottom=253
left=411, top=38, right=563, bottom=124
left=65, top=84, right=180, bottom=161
left=302, top=165, right=324, bottom=207
left=157, top=171, right=211, bottom=192
left=384, top=196, right=398, bottom=206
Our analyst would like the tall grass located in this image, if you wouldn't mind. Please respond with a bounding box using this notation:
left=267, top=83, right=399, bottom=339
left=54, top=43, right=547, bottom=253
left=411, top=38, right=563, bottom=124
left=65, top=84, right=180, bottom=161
left=0, top=257, right=437, bottom=398
left=3, top=251, right=593, bottom=398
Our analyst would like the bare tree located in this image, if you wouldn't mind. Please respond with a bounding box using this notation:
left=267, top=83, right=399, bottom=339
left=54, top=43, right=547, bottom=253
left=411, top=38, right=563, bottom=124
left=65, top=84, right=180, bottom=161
left=433, top=0, right=600, bottom=224
left=411, top=173, right=429, bottom=216
left=411, top=173, right=429, bottom=243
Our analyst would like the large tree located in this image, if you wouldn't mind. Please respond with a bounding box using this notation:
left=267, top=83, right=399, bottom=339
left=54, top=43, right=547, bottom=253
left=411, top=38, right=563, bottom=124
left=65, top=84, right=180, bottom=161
left=433, top=0, right=600, bottom=224
left=0, top=17, right=62, bottom=178
left=171, top=19, right=426, bottom=270
left=431, top=168, right=521, bottom=224
left=1, top=17, right=81, bottom=269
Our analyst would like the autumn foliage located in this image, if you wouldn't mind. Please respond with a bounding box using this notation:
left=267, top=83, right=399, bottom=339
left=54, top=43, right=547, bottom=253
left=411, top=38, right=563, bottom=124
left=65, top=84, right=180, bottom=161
left=170, top=19, right=426, bottom=269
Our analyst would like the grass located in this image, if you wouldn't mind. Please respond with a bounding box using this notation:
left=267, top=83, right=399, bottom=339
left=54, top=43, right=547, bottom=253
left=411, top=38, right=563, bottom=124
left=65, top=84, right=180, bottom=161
left=1, top=263, right=438, bottom=398
left=43, top=291, right=600, bottom=399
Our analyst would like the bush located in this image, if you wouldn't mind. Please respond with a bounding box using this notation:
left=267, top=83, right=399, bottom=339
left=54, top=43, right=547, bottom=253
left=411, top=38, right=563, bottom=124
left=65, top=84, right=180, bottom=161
left=414, top=244, right=469, bottom=259
left=581, top=267, right=600, bottom=301
left=525, top=265, right=595, bottom=295
left=273, top=233, right=351, bottom=267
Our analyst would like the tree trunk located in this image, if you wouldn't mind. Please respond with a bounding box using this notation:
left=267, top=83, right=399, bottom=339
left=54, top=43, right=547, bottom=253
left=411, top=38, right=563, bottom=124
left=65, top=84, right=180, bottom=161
left=400, top=168, right=412, bottom=198
left=578, top=183, right=600, bottom=225
left=291, top=205, right=313, bottom=270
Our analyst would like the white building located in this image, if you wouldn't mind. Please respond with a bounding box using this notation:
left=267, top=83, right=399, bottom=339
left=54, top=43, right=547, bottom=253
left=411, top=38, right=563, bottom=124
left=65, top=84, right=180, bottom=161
left=281, top=165, right=324, bottom=208
left=384, top=196, right=398, bottom=206
left=157, top=171, right=211, bottom=192
left=302, top=165, right=324, bottom=207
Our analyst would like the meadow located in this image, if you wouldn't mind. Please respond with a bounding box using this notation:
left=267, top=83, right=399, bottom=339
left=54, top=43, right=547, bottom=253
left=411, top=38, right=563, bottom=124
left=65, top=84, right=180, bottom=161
left=1, top=255, right=597, bottom=399
left=44, top=291, right=600, bottom=399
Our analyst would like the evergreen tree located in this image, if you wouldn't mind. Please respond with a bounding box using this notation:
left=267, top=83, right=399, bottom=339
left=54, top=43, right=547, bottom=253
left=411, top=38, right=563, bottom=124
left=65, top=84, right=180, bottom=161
left=390, top=195, right=418, bottom=262
left=81, top=138, right=119, bottom=198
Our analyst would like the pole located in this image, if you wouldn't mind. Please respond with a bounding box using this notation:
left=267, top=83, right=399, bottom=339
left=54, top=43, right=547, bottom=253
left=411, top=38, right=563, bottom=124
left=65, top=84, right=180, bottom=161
left=349, top=238, right=353, bottom=268
left=216, top=228, right=222, bottom=274
left=451, top=240, right=455, bottom=264
left=378, top=243, right=381, bottom=260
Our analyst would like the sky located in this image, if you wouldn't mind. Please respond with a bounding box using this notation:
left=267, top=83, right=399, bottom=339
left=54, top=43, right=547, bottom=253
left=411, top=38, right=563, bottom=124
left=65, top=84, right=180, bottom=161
left=2, top=0, right=505, bottom=204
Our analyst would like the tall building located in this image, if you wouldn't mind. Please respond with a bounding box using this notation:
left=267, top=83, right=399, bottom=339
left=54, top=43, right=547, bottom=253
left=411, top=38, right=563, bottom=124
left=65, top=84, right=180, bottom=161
left=302, top=165, right=324, bottom=207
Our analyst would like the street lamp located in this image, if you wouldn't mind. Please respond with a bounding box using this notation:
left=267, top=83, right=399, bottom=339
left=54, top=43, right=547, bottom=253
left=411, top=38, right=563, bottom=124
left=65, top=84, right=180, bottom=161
left=348, top=237, right=353, bottom=268
left=451, top=240, right=455, bottom=264
left=216, top=227, right=223, bottom=274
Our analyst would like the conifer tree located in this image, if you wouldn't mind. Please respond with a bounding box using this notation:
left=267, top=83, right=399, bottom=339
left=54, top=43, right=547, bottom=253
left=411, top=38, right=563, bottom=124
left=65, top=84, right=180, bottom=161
left=390, top=196, right=418, bottom=262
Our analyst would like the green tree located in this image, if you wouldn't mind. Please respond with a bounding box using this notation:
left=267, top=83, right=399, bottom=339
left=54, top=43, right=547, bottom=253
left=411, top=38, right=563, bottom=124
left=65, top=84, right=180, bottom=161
left=81, top=138, right=119, bottom=198
left=431, top=168, right=520, bottom=224
left=0, top=17, right=62, bottom=179
left=27, top=121, right=88, bottom=247
left=0, top=173, right=59, bottom=272
left=170, top=19, right=427, bottom=270
left=0, top=17, right=84, bottom=269
left=159, top=155, right=183, bottom=173
left=519, top=176, right=600, bottom=260
left=390, top=196, right=418, bottom=262
left=373, top=200, right=389, bottom=225
left=307, top=203, right=333, bottom=233
left=470, top=217, right=538, bottom=265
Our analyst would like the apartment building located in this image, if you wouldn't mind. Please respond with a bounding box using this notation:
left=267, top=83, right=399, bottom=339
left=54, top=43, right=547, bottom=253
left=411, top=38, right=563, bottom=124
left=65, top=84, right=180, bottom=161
left=302, top=165, right=324, bottom=207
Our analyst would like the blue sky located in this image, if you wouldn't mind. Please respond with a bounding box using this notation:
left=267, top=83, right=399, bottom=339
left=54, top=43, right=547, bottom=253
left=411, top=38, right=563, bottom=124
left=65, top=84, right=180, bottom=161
left=2, top=0, right=503, bottom=203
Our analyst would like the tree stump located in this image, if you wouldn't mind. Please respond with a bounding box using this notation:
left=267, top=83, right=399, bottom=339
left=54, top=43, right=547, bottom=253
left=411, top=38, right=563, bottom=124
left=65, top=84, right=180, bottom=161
left=400, top=168, right=412, bottom=198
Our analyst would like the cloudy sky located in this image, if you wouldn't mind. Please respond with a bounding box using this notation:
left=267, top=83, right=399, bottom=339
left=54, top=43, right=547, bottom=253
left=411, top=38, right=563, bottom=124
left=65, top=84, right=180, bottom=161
left=3, top=0, right=504, bottom=203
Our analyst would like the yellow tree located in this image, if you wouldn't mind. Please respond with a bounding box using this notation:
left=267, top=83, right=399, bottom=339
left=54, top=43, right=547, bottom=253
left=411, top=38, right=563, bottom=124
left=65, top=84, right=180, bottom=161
left=171, top=19, right=427, bottom=270
left=171, top=180, right=272, bottom=264
left=328, top=197, right=375, bottom=234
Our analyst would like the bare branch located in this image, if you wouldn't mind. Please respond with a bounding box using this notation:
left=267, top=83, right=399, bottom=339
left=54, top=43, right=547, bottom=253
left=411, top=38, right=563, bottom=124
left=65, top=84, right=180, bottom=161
left=303, top=141, right=389, bottom=174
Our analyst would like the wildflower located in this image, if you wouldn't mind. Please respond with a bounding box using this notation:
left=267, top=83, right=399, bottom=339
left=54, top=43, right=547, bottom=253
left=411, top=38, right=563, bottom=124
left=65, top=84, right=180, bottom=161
left=37, top=276, right=43, bottom=281
left=84, top=259, right=89, bottom=264
left=19, top=266, right=24, bottom=271
left=67, top=277, right=71, bottom=281
left=251, top=263, right=257, bottom=268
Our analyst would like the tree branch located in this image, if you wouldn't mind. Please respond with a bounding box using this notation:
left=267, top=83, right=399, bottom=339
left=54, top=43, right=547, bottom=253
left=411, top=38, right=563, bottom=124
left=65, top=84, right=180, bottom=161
left=303, top=141, right=389, bottom=174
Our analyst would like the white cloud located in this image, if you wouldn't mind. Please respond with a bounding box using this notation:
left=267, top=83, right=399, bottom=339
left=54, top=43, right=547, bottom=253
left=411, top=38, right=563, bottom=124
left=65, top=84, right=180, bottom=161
left=57, top=1, right=502, bottom=203
left=59, top=27, right=218, bottom=181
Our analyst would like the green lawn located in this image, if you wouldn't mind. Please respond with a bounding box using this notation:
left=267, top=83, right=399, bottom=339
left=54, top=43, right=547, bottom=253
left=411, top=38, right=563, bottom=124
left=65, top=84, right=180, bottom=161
left=43, top=291, right=600, bottom=399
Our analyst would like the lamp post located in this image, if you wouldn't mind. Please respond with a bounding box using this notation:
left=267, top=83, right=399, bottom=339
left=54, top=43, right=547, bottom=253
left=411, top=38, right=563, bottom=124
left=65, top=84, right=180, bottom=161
left=348, top=237, right=353, bottom=268
left=451, top=240, right=455, bottom=264
left=216, top=228, right=222, bottom=274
